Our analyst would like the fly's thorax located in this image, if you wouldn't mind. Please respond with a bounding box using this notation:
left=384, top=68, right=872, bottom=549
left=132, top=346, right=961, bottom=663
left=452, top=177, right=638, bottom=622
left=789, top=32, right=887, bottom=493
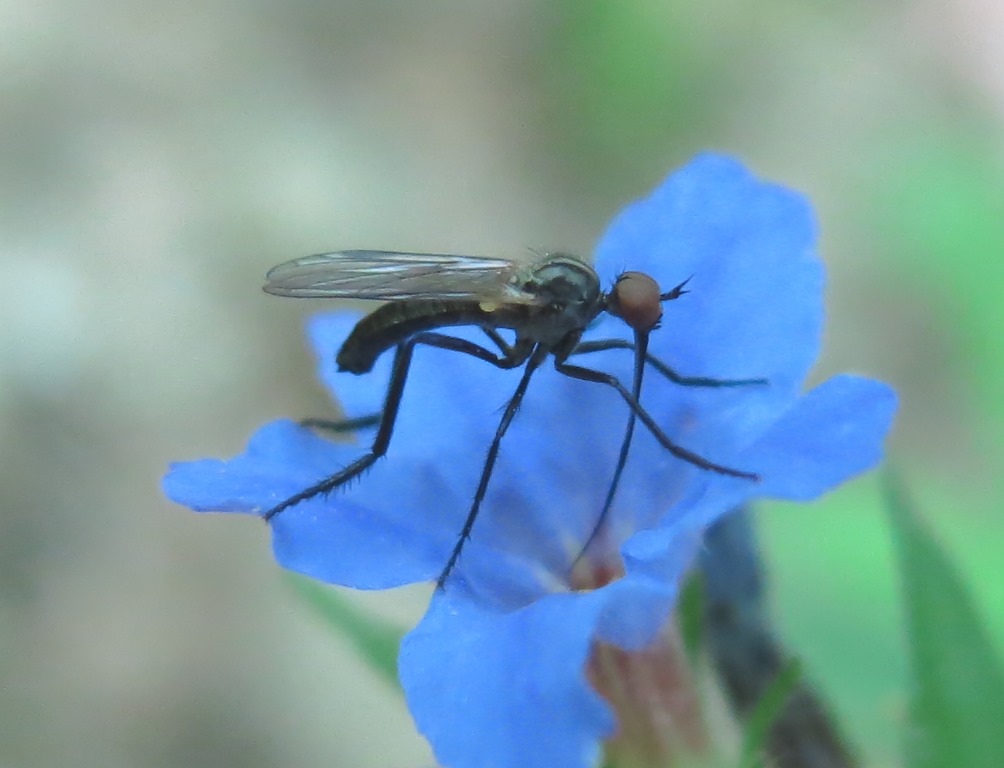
left=522, top=254, right=602, bottom=306
left=510, top=253, right=604, bottom=345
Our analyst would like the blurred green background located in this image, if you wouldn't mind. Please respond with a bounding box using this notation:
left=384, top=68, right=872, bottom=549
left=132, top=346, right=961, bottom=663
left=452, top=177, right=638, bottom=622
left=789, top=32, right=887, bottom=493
left=2, top=2, right=1002, bottom=766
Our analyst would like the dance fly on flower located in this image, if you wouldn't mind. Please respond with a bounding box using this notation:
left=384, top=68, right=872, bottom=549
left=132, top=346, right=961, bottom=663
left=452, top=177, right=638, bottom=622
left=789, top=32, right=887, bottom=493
left=263, top=249, right=764, bottom=587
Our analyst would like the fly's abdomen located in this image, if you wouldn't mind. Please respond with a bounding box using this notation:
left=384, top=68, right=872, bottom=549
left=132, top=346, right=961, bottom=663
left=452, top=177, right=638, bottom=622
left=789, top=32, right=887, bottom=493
left=336, top=300, right=488, bottom=374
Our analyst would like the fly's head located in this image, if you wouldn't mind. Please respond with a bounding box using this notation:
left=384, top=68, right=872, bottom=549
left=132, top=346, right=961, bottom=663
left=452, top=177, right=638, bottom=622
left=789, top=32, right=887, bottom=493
left=605, top=272, right=691, bottom=333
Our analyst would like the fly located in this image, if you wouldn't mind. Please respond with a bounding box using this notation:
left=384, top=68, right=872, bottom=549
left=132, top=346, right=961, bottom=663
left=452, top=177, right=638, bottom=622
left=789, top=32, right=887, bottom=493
left=263, top=249, right=764, bottom=588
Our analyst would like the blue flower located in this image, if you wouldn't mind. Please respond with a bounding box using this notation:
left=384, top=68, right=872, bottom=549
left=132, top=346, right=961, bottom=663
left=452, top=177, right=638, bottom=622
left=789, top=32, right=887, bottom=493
left=164, top=154, right=896, bottom=768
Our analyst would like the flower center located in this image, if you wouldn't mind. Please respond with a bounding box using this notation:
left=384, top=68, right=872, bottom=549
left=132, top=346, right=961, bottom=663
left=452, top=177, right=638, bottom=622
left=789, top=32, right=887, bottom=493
left=587, top=622, right=710, bottom=768
left=569, top=555, right=625, bottom=592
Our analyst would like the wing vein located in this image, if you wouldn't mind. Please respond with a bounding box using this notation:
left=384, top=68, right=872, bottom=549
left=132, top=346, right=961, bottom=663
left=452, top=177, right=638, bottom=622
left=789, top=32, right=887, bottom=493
left=263, top=250, right=534, bottom=302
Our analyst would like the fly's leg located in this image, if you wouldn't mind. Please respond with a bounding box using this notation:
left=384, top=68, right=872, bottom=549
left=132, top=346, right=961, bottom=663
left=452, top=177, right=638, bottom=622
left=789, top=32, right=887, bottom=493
left=554, top=360, right=760, bottom=480
left=568, top=338, right=766, bottom=562
left=437, top=345, right=547, bottom=589
left=300, top=414, right=381, bottom=433
left=570, top=339, right=768, bottom=388
left=480, top=326, right=515, bottom=356
left=262, top=333, right=532, bottom=523
left=573, top=331, right=647, bottom=565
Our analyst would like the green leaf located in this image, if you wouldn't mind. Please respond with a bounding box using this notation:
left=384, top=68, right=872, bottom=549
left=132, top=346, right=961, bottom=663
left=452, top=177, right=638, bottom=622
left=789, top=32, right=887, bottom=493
left=284, top=573, right=404, bottom=690
left=678, top=571, right=705, bottom=670
left=542, top=1, right=735, bottom=185
left=738, top=659, right=802, bottom=768
left=885, top=473, right=1004, bottom=768
left=866, top=132, right=1004, bottom=440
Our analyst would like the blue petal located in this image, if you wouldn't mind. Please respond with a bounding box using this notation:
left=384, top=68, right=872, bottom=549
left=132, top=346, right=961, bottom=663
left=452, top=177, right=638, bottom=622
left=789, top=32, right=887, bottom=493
left=400, top=591, right=614, bottom=768
left=752, top=374, right=898, bottom=500
left=270, top=495, right=445, bottom=588
left=164, top=420, right=457, bottom=587
left=595, top=154, right=822, bottom=394
left=163, top=420, right=360, bottom=513
left=682, top=375, right=898, bottom=522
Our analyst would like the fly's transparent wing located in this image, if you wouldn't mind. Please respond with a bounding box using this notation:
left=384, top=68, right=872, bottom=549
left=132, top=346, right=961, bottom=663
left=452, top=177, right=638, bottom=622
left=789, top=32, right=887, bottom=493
left=264, top=250, right=536, bottom=302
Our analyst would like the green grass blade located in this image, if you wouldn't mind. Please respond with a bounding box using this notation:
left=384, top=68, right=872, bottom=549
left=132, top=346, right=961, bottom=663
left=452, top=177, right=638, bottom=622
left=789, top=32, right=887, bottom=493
left=284, top=573, right=404, bottom=690
left=738, top=658, right=802, bottom=768
left=885, top=473, right=1004, bottom=768
left=678, top=572, right=705, bottom=670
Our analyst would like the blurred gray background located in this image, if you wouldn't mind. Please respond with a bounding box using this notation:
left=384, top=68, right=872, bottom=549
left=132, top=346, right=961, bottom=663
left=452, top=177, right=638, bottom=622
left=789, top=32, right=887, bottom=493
left=3, top=2, right=1003, bottom=766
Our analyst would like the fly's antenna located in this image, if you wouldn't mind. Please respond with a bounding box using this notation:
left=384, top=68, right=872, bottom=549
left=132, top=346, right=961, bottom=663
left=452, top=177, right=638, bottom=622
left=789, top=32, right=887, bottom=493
left=660, top=275, right=692, bottom=302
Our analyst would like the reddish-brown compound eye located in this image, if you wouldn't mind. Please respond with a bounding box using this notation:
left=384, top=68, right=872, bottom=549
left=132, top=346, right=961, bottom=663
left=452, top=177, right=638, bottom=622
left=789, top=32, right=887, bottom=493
left=609, top=271, right=663, bottom=331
